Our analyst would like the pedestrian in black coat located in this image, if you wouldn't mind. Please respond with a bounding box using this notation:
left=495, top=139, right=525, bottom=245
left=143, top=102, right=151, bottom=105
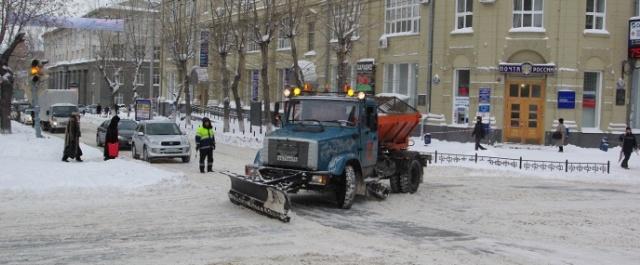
left=96, top=104, right=102, bottom=116
left=619, top=127, right=638, bottom=169
left=104, top=115, right=120, bottom=160
left=62, top=114, right=83, bottom=162
left=472, top=116, right=486, bottom=151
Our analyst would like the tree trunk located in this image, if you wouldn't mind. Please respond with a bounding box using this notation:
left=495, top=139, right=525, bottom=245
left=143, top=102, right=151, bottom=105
left=260, top=44, right=272, bottom=132
left=181, top=62, right=192, bottom=126
left=0, top=82, right=12, bottom=134
left=336, top=44, right=348, bottom=92
left=220, top=54, right=231, bottom=132
left=0, top=33, right=26, bottom=134
left=290, top=37, right=304, bottom=88
left=231, top=48, right=246, bottom=133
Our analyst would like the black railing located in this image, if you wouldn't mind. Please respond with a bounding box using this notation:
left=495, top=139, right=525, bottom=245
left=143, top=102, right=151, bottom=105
left=428, top=151, right=610, bottom=174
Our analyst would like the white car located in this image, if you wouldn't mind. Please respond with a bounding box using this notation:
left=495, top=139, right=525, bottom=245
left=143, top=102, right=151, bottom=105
left=131, top=121, right=191, bottom=163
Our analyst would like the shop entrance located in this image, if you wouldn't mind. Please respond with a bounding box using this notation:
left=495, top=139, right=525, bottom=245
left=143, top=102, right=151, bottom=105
left=504, top=79, right=545, bottom=144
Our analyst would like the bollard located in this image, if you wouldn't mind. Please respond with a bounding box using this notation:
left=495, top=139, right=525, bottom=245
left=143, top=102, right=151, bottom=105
left=519, top=157, right=522, bottom=169
left=434, top=151, right=438, bottom=164
left=474, top=153, right=478, bottom=163
left=565, top=160, right=569, bottom=172
left=607, top=161, right=610, bottom=174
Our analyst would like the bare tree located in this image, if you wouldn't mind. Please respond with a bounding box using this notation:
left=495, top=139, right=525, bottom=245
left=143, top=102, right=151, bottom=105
left=281, top=0, right=306, bottom=88
left=94, top=28, right=123, bottom=107
left=326, top=0, right=363, bottom=91
left=209, top=0, right=234, bottom=132
left=249, top=0, right=277, bottom=132
left=1, top=0, right=65, bottom=134
left=121, top=0, right=156, bottom=105
left=161, top=0, right=198, bottom=125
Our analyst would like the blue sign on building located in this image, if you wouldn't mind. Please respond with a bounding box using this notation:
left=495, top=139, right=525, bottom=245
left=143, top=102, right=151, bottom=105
left=479, top=87, right=491, bottom=104
left=558, top=90, right=576, bottom=109
left=478, top=104, right=490, bottom=113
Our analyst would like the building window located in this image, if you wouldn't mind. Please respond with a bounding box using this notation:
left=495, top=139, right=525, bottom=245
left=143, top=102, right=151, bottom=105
left=383, top=63, right=418, bottom=106
left=153, top=46, right=161, bottom=60
left=582, top=72, right=601, bottom=128
left=307, top=22, right=315, bottom=51
left=453, top=69, right=470, bottom=125
left=513, top=0, right=543, bottom=28
left=455, top=0, right=473, bottom=30
left=247, top=69, right=260, bottom=101
left=136, top=72, right=145, bottom=85
left=277, top=18, right=291, bottom=50
left=585, top=0, right=606, bottom=30
left=153, top=72, right=160, bottom=86
left=112, top=44, right=124, bottom=58
left=384, top=0, right=420, bottom=35
left=247, top=38, right=259, bottom=52
left=134, top=45, right=145, bottom=58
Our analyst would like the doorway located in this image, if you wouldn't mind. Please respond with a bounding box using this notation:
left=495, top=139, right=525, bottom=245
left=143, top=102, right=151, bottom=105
left=504, top=79, right=545, bottom=144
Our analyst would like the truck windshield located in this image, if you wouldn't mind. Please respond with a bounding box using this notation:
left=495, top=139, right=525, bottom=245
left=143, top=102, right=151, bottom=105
left=287, top=99, right=358, bottom=127
left=146, top=123, right=181, bottom=135
left=52, top=106, right=78, bottom=117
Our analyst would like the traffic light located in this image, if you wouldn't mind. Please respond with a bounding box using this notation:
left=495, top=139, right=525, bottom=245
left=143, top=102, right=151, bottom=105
left=31, top=60, right=41, bottom=82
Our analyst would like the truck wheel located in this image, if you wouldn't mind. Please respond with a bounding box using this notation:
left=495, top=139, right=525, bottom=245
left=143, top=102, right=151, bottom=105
left=399, top=159, right=422, bottom=193
left=336, top=164, right=358, bottom=209
left=389, top=175, right=402, bottom=193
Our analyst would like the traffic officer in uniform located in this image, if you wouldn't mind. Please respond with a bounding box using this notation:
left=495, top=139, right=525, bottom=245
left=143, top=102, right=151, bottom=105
left=196, top=117, right=216, bottom=173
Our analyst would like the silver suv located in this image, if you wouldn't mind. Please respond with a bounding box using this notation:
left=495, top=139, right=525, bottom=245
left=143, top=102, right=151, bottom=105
left=131, top=121, right=191, bottom=163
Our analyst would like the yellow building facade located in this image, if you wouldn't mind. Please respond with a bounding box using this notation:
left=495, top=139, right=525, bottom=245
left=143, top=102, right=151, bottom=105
left=162, top=0, right=639, bottom=146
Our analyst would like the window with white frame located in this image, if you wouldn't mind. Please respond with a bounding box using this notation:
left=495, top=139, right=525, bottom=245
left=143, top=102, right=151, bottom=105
left=582, top=72, right=601, bottom=128
left=383, top=63, right=418, bottom=106
left=247, top=37, right=259, bottom=52
left=453, top=69, right=470, bottom=125
left=384, top=0, right=420, bottom=35
left=136, top=72, right=144, bottom=85
left=585, top=0, right=606, bottom=30
left=153, top=72, right=160, bottom=86
left=455, top=0, right=473, bottom=30
left=277, top=18, right=291, bottom=50
left=512, top=0, right=543, bottom=28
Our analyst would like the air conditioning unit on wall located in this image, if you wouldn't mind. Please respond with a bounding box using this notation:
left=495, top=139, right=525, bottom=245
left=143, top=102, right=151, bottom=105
left=479, top=0, right=496, bottom=4
left=379, top=36, right=388, bottom=49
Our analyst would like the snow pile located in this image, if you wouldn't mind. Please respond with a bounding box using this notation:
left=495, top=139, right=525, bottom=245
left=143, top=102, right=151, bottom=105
left=411, top=138, right=640, bottom=184
left=189, top=113, right=265, bottom=150
left=0, top=122, right=181, bottom=192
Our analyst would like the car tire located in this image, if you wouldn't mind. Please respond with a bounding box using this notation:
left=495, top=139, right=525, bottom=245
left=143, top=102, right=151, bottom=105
left=335, top=164, right=358, bottom=209
left=182, top=156, right=190, bottom=163
left=132, top=143, right=139, bottom=159
left=143, top=146, right=150, bottom=162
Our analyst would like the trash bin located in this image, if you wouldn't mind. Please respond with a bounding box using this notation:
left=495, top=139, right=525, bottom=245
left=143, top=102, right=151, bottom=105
left=599, top=137, right=609, bottom=152
left=423, top=133, right=431, bottom=145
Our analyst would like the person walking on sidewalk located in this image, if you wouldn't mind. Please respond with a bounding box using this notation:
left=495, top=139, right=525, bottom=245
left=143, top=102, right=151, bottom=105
left=619, top=127, right=638, bottom=169
left=472, top=116, right=487, bottom=151
left=104, top=115, right=120, bottom=160
left=196, top=117, right=216, bottom=173
left=554, top=118, right=567, bottom=152
left=62, top=113, right=83, bottom=162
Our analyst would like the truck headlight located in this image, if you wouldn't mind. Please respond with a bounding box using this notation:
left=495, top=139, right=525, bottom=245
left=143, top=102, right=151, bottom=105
left=245, top=164, right=261, bottom=179
left=310, top=175, right=329, bottom=186
left=53, top=121, right=58, bottom=126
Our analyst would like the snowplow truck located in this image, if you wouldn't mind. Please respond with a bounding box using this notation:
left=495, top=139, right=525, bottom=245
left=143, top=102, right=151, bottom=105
left=228, top=94, right=430, bottom=222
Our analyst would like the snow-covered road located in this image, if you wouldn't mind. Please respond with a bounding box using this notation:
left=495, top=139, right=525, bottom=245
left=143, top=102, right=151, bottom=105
left=1, top=120, right=639, bottom=264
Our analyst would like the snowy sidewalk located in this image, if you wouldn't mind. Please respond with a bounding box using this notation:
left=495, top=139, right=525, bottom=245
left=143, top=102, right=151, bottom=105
left=0, top=122, right=182, bottom=191
left=411, top=138, right=640, bottom=184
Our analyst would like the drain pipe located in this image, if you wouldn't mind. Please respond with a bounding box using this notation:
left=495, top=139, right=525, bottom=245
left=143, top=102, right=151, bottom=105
left=426, top=0, right=436, bottom=113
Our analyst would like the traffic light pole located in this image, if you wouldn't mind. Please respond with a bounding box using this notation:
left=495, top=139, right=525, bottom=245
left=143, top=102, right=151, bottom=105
left=31, top=80, right=42, bottom=138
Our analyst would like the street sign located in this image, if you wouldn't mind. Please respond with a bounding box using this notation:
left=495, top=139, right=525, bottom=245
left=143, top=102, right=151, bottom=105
left=557, top=90, right=576, bottom=109
left=479, top=87, right=491, bottom=104
left=135, top=99, right=152, bottom=121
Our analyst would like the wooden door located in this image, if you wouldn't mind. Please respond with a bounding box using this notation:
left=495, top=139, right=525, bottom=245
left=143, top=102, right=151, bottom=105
left=504, top=80, right=545, bottom=144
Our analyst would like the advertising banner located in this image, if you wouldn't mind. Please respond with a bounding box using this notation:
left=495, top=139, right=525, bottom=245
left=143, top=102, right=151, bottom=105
left=355, top=60, right=375, bottom=92
left=251, top=70, right=260, bottom=101
left=200, top=31, right=209, bottom=67
left=135, top=99, right=152, bottom=121
left=629, top=18, right=640, bottom=58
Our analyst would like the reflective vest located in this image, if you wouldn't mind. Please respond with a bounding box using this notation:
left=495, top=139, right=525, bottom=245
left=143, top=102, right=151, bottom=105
left=195, top=126, right=215, bottom=149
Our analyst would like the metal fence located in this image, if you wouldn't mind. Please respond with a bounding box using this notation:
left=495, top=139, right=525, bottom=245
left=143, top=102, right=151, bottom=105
left=427, top=151, right=610, bottom=174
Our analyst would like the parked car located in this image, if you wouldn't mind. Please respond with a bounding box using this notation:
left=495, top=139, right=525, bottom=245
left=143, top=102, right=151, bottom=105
left=85, top=104, right=98, bottom=114
left=20, top=108, right=34, bottom=125
left=131, top=121, right=191, bottom=163
left=96, top=119, right=137, bottom=148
